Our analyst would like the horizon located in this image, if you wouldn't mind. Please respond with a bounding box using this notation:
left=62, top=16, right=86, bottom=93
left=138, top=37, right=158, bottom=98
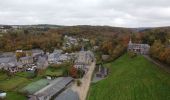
left=1, top=24, right=170, bottom=28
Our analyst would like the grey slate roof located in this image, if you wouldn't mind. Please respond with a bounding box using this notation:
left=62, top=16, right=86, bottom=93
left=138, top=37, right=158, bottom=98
left=55, top=89, right=79, bottom=100
left=0, top=52, right=15, bottom=57
left=20, top=56, right=33, bottom=61
left=34, top=77, right=73, bottom=99
left=0, top=57, right=16, bottom=63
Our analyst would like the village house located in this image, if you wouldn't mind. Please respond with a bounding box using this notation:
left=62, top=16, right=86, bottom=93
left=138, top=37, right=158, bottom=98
left=19, top=56, right=33, bottom=65
left=0, top=56, right=20, bottom=73
left=16, top=50, right=23, bottom=53
left=93, top=46, right=99, bottom=51
left=66, top=36, right=78, bottom=45
left=128, top=38, right=150, bottom=55
left=31, top=49, right=44, bottom=56
left=59, top=54, right=70, bottom=62
left=37, top=56, right=48, bottom=69
left=102, top=54, right=110, bottom=61
left=82, top=38, right=89, bottom=42
left=96, top=65, right=108, bottom=78
left=0, top=62, right=18, bottom=73
left=53, top=49, right=63, bottom=54
left=48, top=53, right=60, bottom=64
left=0, top=26, right=7, bottom=33
left=48, top=50, right=63, bottom=64
left=0, top=52, right=15, bottom=58
left=69, top=53, right=77, bottom=61
left=63, top=35, right=78, bottom=49
left=74, top=50, right=94, bottom=72
left=17, top=49, right=44, bottom=62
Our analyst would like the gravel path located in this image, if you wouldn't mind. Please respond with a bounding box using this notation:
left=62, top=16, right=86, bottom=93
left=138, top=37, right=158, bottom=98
left=71, top=62, right=96, bottom=100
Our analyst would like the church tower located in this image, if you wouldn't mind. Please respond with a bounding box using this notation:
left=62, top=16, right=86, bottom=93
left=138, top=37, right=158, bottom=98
left=129, top=34, right=132, bottom=44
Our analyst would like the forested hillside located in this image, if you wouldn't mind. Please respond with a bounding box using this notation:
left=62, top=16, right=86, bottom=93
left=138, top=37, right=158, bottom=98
left=0, top=29, right=62, bottom=52
left=131, top=27, right=170, bottom=65
left=0, top=25, right=170, bottom=65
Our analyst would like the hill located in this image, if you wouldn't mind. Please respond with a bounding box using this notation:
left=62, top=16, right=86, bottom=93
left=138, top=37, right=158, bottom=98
left=87, top=54, right=170, bottom=100
left=55, top=25, right=132, bottom=37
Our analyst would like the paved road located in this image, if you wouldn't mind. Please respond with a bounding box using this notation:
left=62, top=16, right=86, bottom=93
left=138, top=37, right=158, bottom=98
left=71, top=62, right=96, bottom=100
left=144, top=55, right=170, bottom=73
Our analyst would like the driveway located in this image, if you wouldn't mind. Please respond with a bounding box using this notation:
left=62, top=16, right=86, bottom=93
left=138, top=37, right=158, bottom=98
left=71, top=62, right=96, bottom=100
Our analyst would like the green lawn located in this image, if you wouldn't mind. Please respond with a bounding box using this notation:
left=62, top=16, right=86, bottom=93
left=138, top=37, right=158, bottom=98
left=0, top=76, right=29, bottom=91
left=15, top=72, right=35, bottom=78
left=0, top=71, right=43, bottom=100
left=5, top=92, right=27, bottom=100
left=45, top=67, right=63, bottom=76
left=87, top=54, right=170, bottom=100
left=0, top=72, right=8, bottom=81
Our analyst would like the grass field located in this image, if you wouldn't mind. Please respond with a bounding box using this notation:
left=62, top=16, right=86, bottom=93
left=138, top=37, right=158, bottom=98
left=87, top=54, right=170, bottom=100
left=6, top=92, right=27, bottom=100
left=0, top=72, right=8, bottom=81
left=0, top=76, right=29, bottom=91
left=15, top=71, right=35, bottom=78
left=45, top=67, right=63, bottom=76
left=0, top=71, right=44, bottom=99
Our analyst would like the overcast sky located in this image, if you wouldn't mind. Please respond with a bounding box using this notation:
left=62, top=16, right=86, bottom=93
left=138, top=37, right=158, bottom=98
left=0, top=0, right=170, bottom=27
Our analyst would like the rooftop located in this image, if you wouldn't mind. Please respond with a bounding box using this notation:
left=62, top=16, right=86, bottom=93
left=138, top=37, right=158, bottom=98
left=55, top=89, right=79, bottom=100
left=34, top=77, right=73, bottom=98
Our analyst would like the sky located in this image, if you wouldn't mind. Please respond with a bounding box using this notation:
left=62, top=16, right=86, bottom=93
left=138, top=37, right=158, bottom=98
left=0, top=0, right=170, bottom=27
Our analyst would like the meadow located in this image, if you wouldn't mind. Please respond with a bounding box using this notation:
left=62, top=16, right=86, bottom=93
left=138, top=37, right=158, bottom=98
left=87, top=54, right=170, bottom=100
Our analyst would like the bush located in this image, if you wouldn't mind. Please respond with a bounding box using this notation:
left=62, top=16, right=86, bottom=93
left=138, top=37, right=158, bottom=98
left=76, top=79, right=82, bottom=86
left=77, top=69, right=85, bottom=78
left=128, top=51, right=137, bottom=58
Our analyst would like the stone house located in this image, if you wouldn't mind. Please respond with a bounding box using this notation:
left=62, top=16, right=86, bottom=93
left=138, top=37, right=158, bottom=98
left=0, top=56, right=19, bottom=73
left=74, top=50, right=94, bottom=72
left=128, top=38, right=150, bottom=55
left=96, top=65, right=108, bottom=78
left=37, top=56, right=48, bottom=69
left=19, top=56, right=33, bottom=65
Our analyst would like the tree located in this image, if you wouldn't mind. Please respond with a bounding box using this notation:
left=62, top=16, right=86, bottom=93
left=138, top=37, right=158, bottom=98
left=76, top=79, right=82, bottom=86
left=150, top=40, right=164, bottom=58
left=166, top=55, right=170, bottom=65
left=16, top=52, right=26, bottom=61
left=159, top=48, right=170, bottom=62
left=77, top=69, right=85, bottom=78
left=69, top=67, right=78, bottom=78
left=63, top=68, right=69, bottom=77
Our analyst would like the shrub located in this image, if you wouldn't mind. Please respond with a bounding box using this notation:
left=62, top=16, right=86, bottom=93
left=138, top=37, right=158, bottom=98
left=76, top=79, right=82, bottom=86
left=128, top=51, right=137, bottom=58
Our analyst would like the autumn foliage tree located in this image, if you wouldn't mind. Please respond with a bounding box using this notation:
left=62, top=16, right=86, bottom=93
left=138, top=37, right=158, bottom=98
left=16, top=52, right=26, bottom=61
left=69, top=67, right=78, bottom=78
left=0, top=29, right=62, bottom=52
left=150, top=40, right=170, bottom=65
left=150, top=40, right=164, bottom=58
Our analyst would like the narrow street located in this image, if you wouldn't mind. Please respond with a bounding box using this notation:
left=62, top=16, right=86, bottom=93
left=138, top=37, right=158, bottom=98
left=71, top=62, right=96, bottom=100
